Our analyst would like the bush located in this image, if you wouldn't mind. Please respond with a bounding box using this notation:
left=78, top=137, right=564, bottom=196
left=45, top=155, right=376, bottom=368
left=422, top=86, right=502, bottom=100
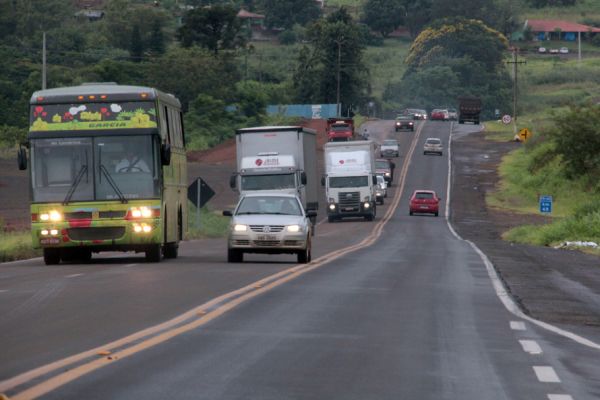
left=279, top=30, right=297, bottom=45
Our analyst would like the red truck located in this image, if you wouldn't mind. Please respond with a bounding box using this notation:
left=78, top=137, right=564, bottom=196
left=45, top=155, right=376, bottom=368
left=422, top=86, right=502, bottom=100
left=326, top=118, right=354, bottom=142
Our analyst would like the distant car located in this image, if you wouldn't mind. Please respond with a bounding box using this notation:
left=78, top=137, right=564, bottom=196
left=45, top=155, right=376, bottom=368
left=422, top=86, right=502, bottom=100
left=395, top=115, right=415, bottom=131
left=423, top=137, right=443, bottom=156
left=376, top=174, right=388, bottom=198
left=409, top=190, right=441, bottom=217
left=447, top=108, right=458, bottom=121
left=374, top=183, right=385, bottom=205
left=223, top=193, right=316, bottom=263
left=376, top=158, right=394, bottom=184
left=559, top=47, right=569, bottom=54
left=549, top=48, right=559, bottom=54
left=538, top=47, right=547, bottom=54
left=380, top=139, right=400, bottom=157
left=430, top=109, right=449, bottom=121
left=403, top=108, right=427, bottom=120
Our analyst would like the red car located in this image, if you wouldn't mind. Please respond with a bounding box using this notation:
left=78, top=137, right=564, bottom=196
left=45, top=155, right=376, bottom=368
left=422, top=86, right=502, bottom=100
left=430, top=109, right=449, bottom=121
left=409, top=190, right=440, bottom=216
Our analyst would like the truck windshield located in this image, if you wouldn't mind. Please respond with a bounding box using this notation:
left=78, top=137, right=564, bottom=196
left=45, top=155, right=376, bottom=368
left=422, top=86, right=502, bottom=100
left=329, top=176, right=369, bottom=188
left=241, top=173, right=296, bottom=191
left=30, top=135, right=160, bottom=203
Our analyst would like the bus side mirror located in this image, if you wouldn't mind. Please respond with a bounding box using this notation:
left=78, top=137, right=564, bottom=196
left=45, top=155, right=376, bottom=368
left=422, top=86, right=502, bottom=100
left=17, top=147, right=27, bottom=170
left=321, top=176, right=325, bottom=186
left=229, top=174, right=236, bottom=190
left=161, top=143, right=171, bottom=166
left=300, top=172, right=307, bottom=185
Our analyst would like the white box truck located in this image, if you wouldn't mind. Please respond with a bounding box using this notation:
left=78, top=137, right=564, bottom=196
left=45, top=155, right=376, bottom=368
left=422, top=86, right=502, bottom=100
left=323, top=140, right=377, bottom=222
left=230, top=126, right=319, bottom=222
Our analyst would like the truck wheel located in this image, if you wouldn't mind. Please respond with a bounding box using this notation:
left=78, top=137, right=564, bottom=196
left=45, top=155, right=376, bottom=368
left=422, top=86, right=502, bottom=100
left=145, top=244, right=162, bottom=263
left=163, top=242, right=178, bottom=259
left=43, top=248, right=61, bottom=265
left=227, top=248, right=243, bottom=263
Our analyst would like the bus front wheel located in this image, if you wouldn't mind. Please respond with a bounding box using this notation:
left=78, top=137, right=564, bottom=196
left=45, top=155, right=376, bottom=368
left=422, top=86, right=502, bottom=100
left=43, top=248, right=61, bottom=265
left=163, top=243, right=178, bottom=259
left=145, top=244, right=162, bottom=262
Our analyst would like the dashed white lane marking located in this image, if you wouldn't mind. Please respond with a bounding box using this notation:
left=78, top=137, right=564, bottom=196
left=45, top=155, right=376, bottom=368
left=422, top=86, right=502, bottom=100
left=123, top=264, right=137, bottom=268
left=510, top=321, right=526, bottom=330
left=548, top=395, right=573, bottom=400
left=519, top=340, right=543, bottom=355
left=0, top=289, right=8, bottom=293
left=65, top=274, right=83, bottom=278
left=533, top=366, right=561, bottom=383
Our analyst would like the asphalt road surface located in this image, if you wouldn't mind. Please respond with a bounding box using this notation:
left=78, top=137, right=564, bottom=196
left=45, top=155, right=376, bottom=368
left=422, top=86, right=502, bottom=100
left=1, top=120, right=599, bottom=399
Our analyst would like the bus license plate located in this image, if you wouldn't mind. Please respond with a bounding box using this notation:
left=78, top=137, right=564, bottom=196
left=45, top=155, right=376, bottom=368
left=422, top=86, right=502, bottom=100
left=257, top=235, right=277, bottom=241
left=40, top=238, right=60, bottom=245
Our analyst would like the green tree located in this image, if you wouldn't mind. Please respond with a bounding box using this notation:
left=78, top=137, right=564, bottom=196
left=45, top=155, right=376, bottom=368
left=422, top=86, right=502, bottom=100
left=177, top=5, right=247, bottom=55
left=402, top=0, right=432, bottom=37
left=148, top=19, right=166, bottom=55
left=294, top=8, right=370, bottom=112
left=362, top=0, right=405, bottom=38
left=259, top=0, right=321, bottom=29
left=547, top=105, right=600, bottom=179
left=130, top=25, right=144, bottom=62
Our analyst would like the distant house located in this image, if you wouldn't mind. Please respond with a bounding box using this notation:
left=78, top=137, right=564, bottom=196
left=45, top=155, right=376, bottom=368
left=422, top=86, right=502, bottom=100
left=524, top=19, right=600, bottom=41
left=74, top=0, right=105, bottom=21
left=237, top=9, right=269, bottom=41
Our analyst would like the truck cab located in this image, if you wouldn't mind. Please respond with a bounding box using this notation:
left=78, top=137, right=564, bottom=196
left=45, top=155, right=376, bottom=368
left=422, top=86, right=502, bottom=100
left=326, top=118, right=354, bottom=142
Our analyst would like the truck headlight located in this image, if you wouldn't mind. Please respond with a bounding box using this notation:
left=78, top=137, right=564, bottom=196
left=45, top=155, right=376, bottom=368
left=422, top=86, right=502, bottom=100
left=287, top=225, right=301, bottom=233
left=40, top=210, right=62, bottom=221
left=328, top=204, right=336, bottom=211
left=385, top=172, right=391, bottom=177
left=363, top=202, right=370, bottom=209
left=233, top=224, right=248, bottom=232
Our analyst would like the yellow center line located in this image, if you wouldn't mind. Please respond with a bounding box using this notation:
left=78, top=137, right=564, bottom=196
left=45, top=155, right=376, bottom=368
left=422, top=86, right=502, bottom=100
left=4, top=121, right=425, bottom=399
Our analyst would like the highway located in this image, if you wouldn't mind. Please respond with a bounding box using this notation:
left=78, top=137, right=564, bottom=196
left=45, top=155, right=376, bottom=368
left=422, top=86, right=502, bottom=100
left=1, top=120, right=599, bottom=399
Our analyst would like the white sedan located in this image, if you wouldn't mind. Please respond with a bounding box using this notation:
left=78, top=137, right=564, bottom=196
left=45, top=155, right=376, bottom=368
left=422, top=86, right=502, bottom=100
left=223, top=193, right=315, bottom=263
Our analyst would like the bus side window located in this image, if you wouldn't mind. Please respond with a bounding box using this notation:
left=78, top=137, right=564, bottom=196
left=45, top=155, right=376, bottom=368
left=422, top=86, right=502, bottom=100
left=163, top=105, right=171, bottom=144
left=170, top=109, right=182, bottom=148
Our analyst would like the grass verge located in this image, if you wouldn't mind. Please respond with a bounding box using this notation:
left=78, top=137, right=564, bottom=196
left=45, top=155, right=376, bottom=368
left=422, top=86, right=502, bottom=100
left=187, top=203, right=230, bottom=239
left=0, top=231, right=40, bottom=262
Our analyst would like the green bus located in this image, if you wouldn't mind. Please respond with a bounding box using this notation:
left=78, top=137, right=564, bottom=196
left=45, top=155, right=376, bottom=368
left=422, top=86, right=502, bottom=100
left=18, top=83, right=187, bottom=264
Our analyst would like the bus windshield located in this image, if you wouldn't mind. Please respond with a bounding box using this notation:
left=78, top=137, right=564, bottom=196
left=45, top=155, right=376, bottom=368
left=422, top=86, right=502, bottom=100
left=31, top=135, right=160, bottom=203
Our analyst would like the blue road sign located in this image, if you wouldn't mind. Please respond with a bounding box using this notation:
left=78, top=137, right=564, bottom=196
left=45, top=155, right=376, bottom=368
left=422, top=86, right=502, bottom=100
left=539, top=195, right=552, bottom=214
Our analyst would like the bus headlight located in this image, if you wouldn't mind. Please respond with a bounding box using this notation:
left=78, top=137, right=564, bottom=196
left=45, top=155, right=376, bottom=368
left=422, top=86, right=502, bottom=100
left=40, top=210, right=62, bottom=221
left=233, top=224, right=247, bottom=232
left=50, top=229, right=59, bottom=236
left=41, top=229, right=49, bottom=236
left=132, top=223, right=152, bottom=233
left=130, top=206, right=153, bottom=218
left=287, top=225, right=301, bottom=233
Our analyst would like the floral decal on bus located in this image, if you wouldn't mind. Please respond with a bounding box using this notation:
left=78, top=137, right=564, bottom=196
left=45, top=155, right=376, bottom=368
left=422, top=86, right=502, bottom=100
left=30, top=102, right=157, bottom=131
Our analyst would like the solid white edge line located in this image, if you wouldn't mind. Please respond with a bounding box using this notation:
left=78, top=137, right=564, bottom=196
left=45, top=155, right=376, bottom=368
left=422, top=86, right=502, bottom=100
left=445, top=123, right=600, bottom=350
left=533, top=366, right=561, bottom=383
left=65, top=274, right=83, bottom=278
left=519, top=339, right=543, bottom=355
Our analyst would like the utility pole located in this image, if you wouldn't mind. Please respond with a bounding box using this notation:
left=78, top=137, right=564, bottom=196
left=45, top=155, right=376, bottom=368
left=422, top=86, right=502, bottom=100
left=506, top=47, right=526, bottom=135
left=336, top=40, right=341, bottom=117
left=42, top=32, right=47, bottom=90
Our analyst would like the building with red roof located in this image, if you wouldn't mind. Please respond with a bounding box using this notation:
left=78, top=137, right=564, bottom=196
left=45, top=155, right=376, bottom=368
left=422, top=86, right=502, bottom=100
left=525, top=19, right=600, bottom=41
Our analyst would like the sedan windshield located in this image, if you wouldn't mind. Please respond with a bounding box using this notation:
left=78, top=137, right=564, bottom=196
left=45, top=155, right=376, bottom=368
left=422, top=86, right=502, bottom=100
left=376, top=161, right=390, bottom=169
left=236, top=196, right=302, bottom=216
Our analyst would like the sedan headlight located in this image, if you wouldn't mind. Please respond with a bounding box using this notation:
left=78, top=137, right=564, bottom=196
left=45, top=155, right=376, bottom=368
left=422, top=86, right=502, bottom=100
left=233, top=224, right=248, bottom=232
left=287, top=225, right=301, bottom=233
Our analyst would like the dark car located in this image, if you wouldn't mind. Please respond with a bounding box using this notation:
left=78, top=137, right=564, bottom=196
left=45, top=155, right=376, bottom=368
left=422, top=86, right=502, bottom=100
left=376, top=158, right=395, bottom=184
left=409, top=190, right=440, bottom=216
left=395, top=115, right=414, bottom=131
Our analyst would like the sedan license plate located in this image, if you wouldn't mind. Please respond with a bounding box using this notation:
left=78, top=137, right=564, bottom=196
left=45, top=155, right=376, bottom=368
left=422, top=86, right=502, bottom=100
left=420, top=205, right=429, bottom=209
left=257, top=234, right=277, bottom=241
